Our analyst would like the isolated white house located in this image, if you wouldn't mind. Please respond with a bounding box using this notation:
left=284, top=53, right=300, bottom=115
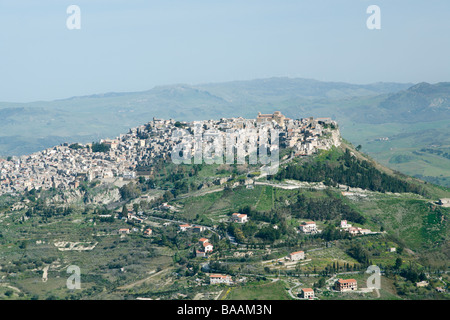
left=231, top=213, right=248, bottom=223
left=302, top=288, right=315, bottom=299
left=289, top=251, right=305, bottom=261
left=299, top=221, right=318, bottom=234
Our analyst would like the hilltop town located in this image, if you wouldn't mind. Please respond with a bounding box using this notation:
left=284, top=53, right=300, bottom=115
left=0, top=112, right=340, bottom=196
left=0, top=110, right=448, bottom=302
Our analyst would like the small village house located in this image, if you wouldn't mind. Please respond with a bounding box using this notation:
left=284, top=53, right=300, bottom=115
left=416, top=281, right=429, bottom=288
left=118, top=228, right=130, bottom=235
left=299, top=221, right=318, bottom=234
left=231, top=213, right=248, bottom=223
left=193, top=225, right=206, bottom=233
left=335, top=279, right=357, bottom=292
left=340, top=220, right=351, bottom=229
left=179, top=224, right=191, bottom=232
left=288, top=250, right=305, bottom=261
left=209, top=274, right=233, bottom=285
left=302, top=288, right=315, bottom=299
left=202, top=242, right=214, bottom=253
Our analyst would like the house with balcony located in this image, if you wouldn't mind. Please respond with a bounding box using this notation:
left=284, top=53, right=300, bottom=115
left=335, top=279, right=357, bottom=292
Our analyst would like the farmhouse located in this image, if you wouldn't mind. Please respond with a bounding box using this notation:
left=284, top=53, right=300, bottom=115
left=335, top=279, right=357, bottom=292
left=299, top=221, right=318, bottom=234
left=416, top=281, right=429, bottom=288
left=193, top=226, right=206, bottom=233
left=202, top=242, right=214, bottom=253
left=160, top=202, right=174, bottom=211
left=345, top=226, right=374, bottom=236
left=340, top=220, right=351, bottom=229
left=209, top=274, right=233, bottom=285
left=179, top=224, right=191, bottom=231
left=118, top=228, right=130, bottom=235
left=301, top=288, right=315, bottom=299
left=288, top=251, right=305, bottom=261
left=348, top=227, right=360, bottom=235
left=231, top=213, right=248, bottom=223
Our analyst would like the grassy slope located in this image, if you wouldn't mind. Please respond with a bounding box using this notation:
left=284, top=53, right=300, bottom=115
left=226, top=280, right=291, bottom=300
left=0, top=144, right=449, bottom=300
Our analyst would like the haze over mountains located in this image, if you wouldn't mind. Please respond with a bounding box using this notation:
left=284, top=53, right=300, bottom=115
left=1, top=77, right=449, bottom=186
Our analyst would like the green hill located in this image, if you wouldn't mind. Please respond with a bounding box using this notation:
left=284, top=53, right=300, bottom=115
left=0, top=137, right=449, bottom=300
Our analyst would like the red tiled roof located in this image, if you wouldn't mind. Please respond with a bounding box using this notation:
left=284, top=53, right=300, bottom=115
left=338, top=279, right=357, bottom=284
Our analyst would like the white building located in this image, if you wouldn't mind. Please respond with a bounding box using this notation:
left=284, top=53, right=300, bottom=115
left=289, top=251, right=305, bottom=261
left=299, top=221, right=318, bottom=234
left=179, top=224, right=191, bottom=231
left=231, top=213, right=248, bottom=223
left=202, top=242, right=214, bottom=253
left=302, top=288, right=315, bottom=299
left=209, top=274, right=233, bottom=285
left=340, top=220, right=351, bottom=229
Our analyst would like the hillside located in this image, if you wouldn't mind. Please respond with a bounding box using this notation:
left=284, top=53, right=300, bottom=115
left=0, top=135, right=448, bottom=300
left=352, top=82, right=450, bottom=124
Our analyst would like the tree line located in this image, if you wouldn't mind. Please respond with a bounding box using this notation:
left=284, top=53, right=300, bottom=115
left=275, top=149, right=425, bottom=195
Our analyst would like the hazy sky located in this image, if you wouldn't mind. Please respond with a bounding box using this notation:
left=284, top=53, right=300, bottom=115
left=0, top=0, right=449, bottom=102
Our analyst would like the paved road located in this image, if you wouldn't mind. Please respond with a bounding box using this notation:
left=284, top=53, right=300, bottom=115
left=287, top=282, right=303, bottom=300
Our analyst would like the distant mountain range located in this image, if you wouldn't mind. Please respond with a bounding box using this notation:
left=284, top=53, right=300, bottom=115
left=349, top=82, right=450, bottom=123
left=0, top=77, right=449, bottom=187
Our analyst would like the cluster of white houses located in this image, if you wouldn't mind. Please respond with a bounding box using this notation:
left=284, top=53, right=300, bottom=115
left=178, top=223, right=207, bottom=233
left=297, top=220, right=375, bottom=237
left=0, top=112, right=340, bottom=196
left=340, top=220, right=375, bottom=236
